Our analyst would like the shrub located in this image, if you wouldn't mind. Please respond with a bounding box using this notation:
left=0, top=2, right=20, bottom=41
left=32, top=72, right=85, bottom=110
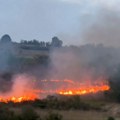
left=45, top=112, right=62, bottom=120
left=20, top=106, right=39, bottom=120
left=33, top=99, right=47, bottom=109
left=0, top=107, right=19, bottom=120
left=108, top=116, right=115, bottom=120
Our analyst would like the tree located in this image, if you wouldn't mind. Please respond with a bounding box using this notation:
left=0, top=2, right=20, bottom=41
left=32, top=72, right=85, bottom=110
left=40, top=41, right=46, bottom=47
left=1, top=34, right=12, bottom=43
left=20, top=40, right=28, bottom=44
left=31, top=39, right=39, bottom=45
left=51, top=37, right=63, bottom=48
left=46, top=42, right=51, bottom=48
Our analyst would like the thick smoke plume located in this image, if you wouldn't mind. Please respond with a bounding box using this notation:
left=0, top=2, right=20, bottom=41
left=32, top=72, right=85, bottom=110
left=47, top=6, right=120, bottom=86
left=1, top=41, right=120, bottom=98
left=1, top=44, right=119, bottom=98
left=50, top=46, right=120, bottom=82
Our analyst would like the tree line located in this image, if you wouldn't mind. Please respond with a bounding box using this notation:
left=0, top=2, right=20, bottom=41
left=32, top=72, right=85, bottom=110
left=20, top=36, right=63, bottom=48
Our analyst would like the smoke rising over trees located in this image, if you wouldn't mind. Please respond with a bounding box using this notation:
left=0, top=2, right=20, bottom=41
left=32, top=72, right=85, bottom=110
left=0, top=34, right=120, bottom=100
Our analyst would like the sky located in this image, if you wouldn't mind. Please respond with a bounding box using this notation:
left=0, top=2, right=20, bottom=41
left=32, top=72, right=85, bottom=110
left=0, top=0, right=120, bottom=45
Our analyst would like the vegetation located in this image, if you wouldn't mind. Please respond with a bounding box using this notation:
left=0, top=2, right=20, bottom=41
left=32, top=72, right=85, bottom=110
left=45, top=112, right=62, bottom=120
left=0, top=107, right=16, bottom=120
left=0, top=34, right=120, bottom=119
left=107, top=116, right=115, bottom=120
left=106, top=66, right=120, bottom=102
left=8, top=95, right=101, bottom=111
left=20, top=36, right=63, bottom=49
left=0, top=105, right=117, bottom=120
left=0, top=105, right=63, bottom=120
left=19, top=106, right=39, bottom=120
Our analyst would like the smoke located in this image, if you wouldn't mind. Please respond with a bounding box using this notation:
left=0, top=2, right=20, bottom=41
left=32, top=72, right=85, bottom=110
left=0, top=42, right=14, bottom=73
left=0, top=74, right=37, bottom=100
left=82, top=8, right=120, bottom=47
left=49, top=45, right=120, bottom=84
left=58, top=0, right=120, bottom=47
left=1, top=44, right=119, bottom=99
left=0, top=36, right=17, bottom=95
left=50, top=4, right=120, bottom=84
left=11, top=74, right=35, bottom=97
left=1, top=1, right=120, bottom=98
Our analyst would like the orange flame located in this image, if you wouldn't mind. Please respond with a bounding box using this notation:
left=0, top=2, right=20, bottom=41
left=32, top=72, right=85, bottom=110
left=0, top=96, right=36, bottom=103
left=0, top=78, right=110, bottom=103
left=40, top=79, right=110, bottom=95
left=58, top=85, right=110, bottom=95
left=0, top=93, right=37, bottom=103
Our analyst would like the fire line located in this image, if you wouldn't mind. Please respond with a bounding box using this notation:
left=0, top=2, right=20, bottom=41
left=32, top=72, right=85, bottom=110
left=0, top=79, right=110, bottom=103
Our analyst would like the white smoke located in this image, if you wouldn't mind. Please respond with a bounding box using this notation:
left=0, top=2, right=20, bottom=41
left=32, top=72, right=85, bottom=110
left=0, top=74, right=37, bottom=99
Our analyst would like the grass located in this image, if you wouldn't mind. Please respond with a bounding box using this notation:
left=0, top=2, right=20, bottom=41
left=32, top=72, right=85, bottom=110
left=9, top=106, right=120, bottom=120
left=37, top=110, right=112, bottom=120
left=6, top=98, right=120, bottom=120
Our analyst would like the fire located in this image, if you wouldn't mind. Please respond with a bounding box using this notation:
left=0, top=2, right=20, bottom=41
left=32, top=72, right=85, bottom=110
left=0, top=74, right=38, bottom=103
left=58, top=84, right=110, bottom=95
left=0, top=93, right=37, bottom=103
left=0, top=78, right=110, bottom=103
left=40, top=79, right=110, bottom=96
left=0, top=96, right=36, bottom=103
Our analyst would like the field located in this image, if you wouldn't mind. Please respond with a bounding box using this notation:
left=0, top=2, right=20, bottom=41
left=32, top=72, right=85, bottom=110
left=10, top=102, right=120, bottom=120
left=37, top=110, right=110, bottom=120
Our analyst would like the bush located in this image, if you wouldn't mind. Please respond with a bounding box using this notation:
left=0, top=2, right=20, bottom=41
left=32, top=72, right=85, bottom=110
left=33, top=99, right=47, bottom=109
left=20, top=106, right=39, bottom=120
left=108, top=116, right=115, bottom=120
left=45, top=112, right=62, bottom=120
left=0, top=107, right=19, bottom=120
left=32, top=95, right=94, bottom=110
left=0, top=106, right=41, bottom=120
left=46, top=96, right=59, bottom=109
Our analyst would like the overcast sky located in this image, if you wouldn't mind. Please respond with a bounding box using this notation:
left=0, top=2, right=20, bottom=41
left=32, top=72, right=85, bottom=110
left=0, top=0, right=120, bottom=45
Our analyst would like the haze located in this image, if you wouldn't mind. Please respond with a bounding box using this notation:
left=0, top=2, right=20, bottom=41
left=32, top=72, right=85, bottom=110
left=0, top=0, right=120, bottom=46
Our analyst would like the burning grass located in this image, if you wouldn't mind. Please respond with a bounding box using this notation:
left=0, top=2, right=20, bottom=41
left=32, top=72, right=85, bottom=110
left=0, top=77, right=110, bottom=103
left=38, top=78, right=110, bottom=97
left=58, top=84, right=110, bottom=95
left=0, top=95, right=36, bottom=103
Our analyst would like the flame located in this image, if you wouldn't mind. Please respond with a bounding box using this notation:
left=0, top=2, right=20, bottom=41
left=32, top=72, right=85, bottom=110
left=0, top=93, right=37, bottom=103
left=0, top=96, right=36, bottom=103
left=58, top=84, right=110, bottom=95
left=0, top=78, right=110, bottom=103
left=39, top=79, right=110, bottom=96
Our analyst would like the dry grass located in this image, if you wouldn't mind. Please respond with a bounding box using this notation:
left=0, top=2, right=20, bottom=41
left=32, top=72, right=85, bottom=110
left=10, top=102, right=120, bottom=120
left=35, top=109, right=120, bottom=120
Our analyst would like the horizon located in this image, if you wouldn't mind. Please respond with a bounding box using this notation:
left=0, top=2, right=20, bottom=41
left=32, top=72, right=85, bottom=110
left=0, top=0, right=120, bottom=46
